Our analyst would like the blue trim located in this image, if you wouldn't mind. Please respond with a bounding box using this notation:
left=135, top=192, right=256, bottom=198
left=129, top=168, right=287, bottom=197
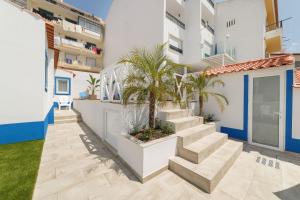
left=221, top=75, right=249, bottom=141
left=285, top=70, right=300, bottom=153
left=0, top=104, right=55, bottom=145
left=54, top=76, right=71, bottom=96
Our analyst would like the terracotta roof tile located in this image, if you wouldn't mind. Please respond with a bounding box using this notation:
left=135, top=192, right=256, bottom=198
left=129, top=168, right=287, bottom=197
left=206, top=54, right=295, bottom=76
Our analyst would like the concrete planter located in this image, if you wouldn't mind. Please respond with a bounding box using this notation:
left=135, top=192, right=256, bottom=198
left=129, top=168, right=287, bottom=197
left=118, top=133, right=177, bottom=182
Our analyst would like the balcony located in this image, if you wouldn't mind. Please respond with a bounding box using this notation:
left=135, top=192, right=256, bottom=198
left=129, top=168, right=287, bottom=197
left=169, top=44, right=183, bottom=54
left=201, top=19, right=214, bottom=35
left=265, top=21, right=283, bottom=53
left=58, top=59, right=101, bottom=73
left=52, top=20, right=102, bottom=40
left=54, top=37, right=102, bottom=58
left=166, top=12, right=185, bottom=29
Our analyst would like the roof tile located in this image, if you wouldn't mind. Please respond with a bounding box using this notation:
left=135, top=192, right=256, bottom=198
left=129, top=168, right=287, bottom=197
left=206, top=55, right=295, bottom=76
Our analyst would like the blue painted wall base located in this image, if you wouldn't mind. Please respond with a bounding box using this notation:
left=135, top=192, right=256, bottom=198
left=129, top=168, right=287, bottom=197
left=0, top=104, right=55, bottom=145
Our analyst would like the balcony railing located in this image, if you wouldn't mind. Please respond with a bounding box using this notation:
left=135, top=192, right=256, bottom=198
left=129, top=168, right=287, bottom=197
left=169, top=44, right=183, bottom=54
left=207, top=0, right=214, bottom=8
left=207, top=24, right=215, bottom=35
left=166, top=12, right=185, bottom=29
left=266, top=20, right=283, bottom=32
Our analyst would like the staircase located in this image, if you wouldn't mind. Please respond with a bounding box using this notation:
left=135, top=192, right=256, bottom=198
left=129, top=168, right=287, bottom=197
left=54, top=109, right=82, bottom=124
left=158, top=102, right=243, bottom=193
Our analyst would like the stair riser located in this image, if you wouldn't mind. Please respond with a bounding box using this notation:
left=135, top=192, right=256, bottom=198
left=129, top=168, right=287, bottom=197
left=158, top=110, right=190, bottom=121
left=55, top=119, right=82, bottom=124
left=179, top=134, right=228, bottom=164
left=160, top=102, right=181, bottom=110
left=169, top=143, right=243, bottom=193
left=55, top=115, right=81, bottom=120
left=178, top=125, right=216, bottom=147
left=209, top=144, right=243, bottom=192
left=169, top=160, right=211, bottom=192
left=174, top=118, right=203, bottom=132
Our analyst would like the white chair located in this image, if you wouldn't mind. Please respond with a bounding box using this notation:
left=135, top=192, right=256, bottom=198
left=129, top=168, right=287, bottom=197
left=58, top=96, right=73, bottom=110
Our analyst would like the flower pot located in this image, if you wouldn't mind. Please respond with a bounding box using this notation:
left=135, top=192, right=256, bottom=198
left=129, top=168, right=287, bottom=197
left=89, top=94, right=97, bottom=100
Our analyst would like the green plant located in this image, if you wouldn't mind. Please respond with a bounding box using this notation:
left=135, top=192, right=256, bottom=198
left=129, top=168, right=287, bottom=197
left=161, top=123, right=174, bottom=135
left=184, top=70, right=228, bottom=116
left=87, top=74, right=100, bottom=96
left=204, top=114, right=215, bottom=123
left=119, top=44, right=185, bottom=129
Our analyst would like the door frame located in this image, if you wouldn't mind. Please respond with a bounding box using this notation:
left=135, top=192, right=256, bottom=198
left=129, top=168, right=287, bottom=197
left=248, top=70, right=285, bottom=151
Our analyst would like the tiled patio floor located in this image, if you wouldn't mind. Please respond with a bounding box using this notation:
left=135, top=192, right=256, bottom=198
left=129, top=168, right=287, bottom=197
left=33, top=122, right=300, bottom=200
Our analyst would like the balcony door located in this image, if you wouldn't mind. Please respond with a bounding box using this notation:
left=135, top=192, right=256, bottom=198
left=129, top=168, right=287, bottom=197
left=249, top=71, right=284, bottom=151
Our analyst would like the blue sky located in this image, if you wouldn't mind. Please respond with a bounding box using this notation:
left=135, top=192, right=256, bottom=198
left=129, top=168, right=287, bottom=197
left=65, top=0, right=300, bottom=53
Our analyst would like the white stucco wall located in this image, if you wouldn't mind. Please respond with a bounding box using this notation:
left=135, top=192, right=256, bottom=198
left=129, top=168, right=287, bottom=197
left=214, top=0, right=266, bottom=62
left=292, top=88, right=300, bottom=139
left=0, top=1, right=50, bottom=124
left=54, top=69, right=100, bottom=101
left=104, top=0, right=166, bottom=67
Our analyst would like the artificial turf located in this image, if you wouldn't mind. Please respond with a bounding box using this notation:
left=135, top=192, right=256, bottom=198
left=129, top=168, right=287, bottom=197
left=0, top=140, right=44, bottom=200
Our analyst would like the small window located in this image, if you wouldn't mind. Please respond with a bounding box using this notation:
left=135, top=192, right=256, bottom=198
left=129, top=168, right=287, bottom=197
left=55, top=77, right=71, bottom=95
left=86, top=57, right=96, bottom=67
left=169, top=35, right=183, bottom=54
left=65, top=18, right=77, bottom=24
left=65, top=36, right=77, bottom=42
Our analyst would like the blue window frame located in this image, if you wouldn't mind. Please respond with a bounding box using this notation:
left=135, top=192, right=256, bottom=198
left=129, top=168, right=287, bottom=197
left=55, top=77, right=71, bottom=95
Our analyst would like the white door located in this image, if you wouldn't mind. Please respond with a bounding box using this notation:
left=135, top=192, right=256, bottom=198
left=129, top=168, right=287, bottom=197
left=249, top=72, right=284, bottom=151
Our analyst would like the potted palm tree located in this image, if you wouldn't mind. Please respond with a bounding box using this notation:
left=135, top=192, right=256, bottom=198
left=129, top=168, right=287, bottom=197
left=87, top=74, right=100, bottom=100
left=119, top=44, right=183, bottom=141
left=184, top=70, right=228, bottom=118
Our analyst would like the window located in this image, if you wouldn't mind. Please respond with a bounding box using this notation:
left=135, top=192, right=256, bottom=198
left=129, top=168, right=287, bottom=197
left=295, top=61, right=300, bottom=68
left=55, top=77, right=71, bottom=95
left=169, top=35, right=183, bottom=54
left=65, top=53, right=77, bottom=64
left=86, top=57, right=96, bottom=67
left=65, top=18, right=77, bottom=24
left=78, top=16, right=101, bottom=34
left=65, top=36, right=77, bottom=42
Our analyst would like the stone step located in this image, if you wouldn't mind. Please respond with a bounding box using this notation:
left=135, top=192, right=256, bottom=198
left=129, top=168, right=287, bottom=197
left=55, top=117, right=82, bottom=124
left=165, top=116, right=204, bottom=132
left=158, top=109, right=191, bottom=120
left=169, top=140, right=243, bottom=193
left=179, top=132, right=228, bottom=164
left=177, top=124, right=216, bottom=147
left=160, top=101, right=181, bottom=110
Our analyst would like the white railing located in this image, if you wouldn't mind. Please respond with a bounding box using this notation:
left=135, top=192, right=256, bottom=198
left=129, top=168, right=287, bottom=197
left=55, top=36, right=85, bottom=48
left=99, top=65, right=196, bottom=104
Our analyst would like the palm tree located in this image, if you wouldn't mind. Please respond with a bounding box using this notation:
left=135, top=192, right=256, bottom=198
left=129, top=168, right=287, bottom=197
left=184, top=70, right=228, bottom=116
left=87, top=74, right=100, bottom=99
left=119, top=44, right=183, bottom=129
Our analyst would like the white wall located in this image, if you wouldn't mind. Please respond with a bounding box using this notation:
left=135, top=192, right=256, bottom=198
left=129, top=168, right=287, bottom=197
left=0, top=1, right=49, bottom=124
left=74, top=100, right=176, bottom=180
left=293, top=88, right=300, bottom=139
left=203, top=72, right=244, bottom=130
left=104, top=0, right=166, bottom=67
left=214, top=0, right=266, bottom=62
left=44, top=49, right=55, bottom=117
left=54, top=69, right=100, bottom=101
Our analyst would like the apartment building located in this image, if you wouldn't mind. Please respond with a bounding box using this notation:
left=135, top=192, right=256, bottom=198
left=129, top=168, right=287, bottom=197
left=104, top=0, right=282, bottom=71
left=11, top=0, right=105, bottom=100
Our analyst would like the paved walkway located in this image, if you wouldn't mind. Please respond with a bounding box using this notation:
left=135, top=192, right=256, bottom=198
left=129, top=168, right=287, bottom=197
left=33, top=122, right=300, bottom=200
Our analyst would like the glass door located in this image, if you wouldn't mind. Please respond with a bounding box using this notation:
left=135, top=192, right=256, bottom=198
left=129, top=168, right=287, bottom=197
left=252, top=75, right=280, bottom=148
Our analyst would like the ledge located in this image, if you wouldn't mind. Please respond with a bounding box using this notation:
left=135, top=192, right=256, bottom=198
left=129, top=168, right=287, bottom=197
left=58, top=62, right=101, bottom=73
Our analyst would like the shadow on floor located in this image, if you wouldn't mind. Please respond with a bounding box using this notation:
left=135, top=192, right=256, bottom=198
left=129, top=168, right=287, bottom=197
left=274, top=184, right=300, bottom=200
left=77, top=122, right=138, bottom=182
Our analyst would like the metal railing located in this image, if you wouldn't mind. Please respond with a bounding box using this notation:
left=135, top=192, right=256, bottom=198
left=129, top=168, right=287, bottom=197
left=266, top=20, right=283, bottom=32
left=166, top=12, right=185, bottom=29
left=207, top=24, right=215, bottom=35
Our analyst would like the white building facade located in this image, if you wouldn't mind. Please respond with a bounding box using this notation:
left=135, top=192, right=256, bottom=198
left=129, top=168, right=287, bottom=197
left=104, top=0, right=282, bottom=71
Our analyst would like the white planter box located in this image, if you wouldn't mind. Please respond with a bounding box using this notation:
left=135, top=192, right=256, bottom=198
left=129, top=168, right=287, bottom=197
left=118, top=133, right=177, bottom=182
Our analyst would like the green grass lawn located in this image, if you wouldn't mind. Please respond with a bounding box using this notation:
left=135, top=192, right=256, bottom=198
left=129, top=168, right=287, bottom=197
left=0, top=140, right=44, bottom=200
